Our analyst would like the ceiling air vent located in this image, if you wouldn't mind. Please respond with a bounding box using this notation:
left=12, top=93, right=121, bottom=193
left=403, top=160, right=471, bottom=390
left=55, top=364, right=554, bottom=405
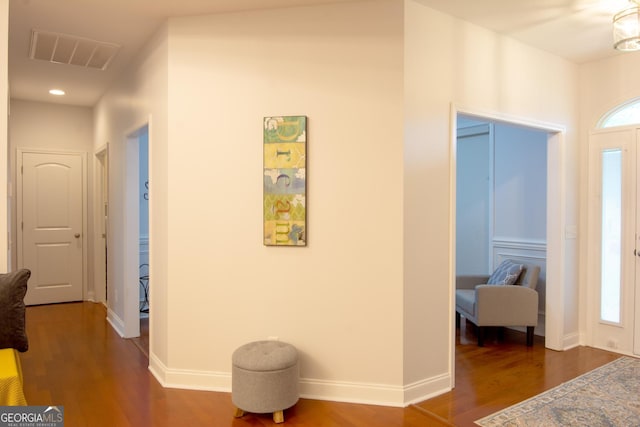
left=29, top=29, right=120, bottom=71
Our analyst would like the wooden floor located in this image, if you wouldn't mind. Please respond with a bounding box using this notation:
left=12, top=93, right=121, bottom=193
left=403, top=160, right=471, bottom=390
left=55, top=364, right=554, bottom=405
left=416, top=319, right=621, bottom=426
left=130, top=316, right=149, bottom=358
left=19, top=302, right=620, bottom=427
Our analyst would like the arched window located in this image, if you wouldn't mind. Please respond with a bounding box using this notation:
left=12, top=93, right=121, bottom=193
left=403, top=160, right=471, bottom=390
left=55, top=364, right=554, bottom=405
left=599, top=98, right=640, bottom=128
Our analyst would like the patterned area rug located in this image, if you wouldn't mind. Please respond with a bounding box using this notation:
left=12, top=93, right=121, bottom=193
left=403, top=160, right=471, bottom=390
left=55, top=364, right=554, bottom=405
left=475, top=356, right=640, bottom=426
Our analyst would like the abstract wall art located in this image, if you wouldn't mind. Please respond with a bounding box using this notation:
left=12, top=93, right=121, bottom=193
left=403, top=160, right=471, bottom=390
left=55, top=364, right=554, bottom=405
left=263, top=116, right=307, bottom=246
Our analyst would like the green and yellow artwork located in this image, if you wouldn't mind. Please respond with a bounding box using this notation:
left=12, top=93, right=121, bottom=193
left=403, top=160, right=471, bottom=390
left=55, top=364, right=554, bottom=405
left=264, top=116, right=307, bottom=246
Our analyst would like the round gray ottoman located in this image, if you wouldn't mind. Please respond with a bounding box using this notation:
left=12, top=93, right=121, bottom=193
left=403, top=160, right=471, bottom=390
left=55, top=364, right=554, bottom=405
left=232, top=340, right=299, bottom=424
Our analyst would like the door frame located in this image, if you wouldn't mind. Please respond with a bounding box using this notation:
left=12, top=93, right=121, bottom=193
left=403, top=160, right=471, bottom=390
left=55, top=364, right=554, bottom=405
left=450, top=104, right=568, bottom=368
left=93, top=144, right=109, bottom=305
left=586, top=126, right=639, bottom=355
left=16, top=148, right=88, bottom=301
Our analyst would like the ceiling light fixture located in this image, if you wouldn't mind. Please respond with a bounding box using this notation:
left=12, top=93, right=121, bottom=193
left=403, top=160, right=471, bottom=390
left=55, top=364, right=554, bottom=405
left=49, top=89, right=65, bottom=96
left=613, top=1, right=640, bottom=51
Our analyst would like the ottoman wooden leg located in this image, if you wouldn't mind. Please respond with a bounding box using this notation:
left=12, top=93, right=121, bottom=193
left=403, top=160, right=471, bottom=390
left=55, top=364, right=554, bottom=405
left=273, top=410, right=284, bottom=423
left=234, top=407, right=245, bottom=418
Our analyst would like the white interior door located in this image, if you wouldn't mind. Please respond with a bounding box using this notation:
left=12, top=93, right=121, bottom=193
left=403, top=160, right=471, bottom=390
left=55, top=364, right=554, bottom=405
left=588, top=128, right=637, bottom=354
left=18, top=151, right=85, bottom=305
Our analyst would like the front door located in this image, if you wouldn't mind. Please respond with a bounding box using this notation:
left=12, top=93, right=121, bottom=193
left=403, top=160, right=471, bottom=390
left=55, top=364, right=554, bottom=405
left=18, top=150, right=85, bottom=305
left=587, top=128, right=639, bottom=355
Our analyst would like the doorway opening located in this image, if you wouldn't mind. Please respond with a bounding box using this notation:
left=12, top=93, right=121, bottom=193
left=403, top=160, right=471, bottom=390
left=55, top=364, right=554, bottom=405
left=139, top=130, right=149, bottom=318
left=455, top=115, right=548, bottom=335
left=451, top=106, right=567, bottom=382
left=122, top=123, right=150, bottom=339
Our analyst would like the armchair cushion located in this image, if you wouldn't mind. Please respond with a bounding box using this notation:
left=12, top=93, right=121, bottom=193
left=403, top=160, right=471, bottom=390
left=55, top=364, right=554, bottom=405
left=487, top=259, right=523, bottom=286
left=456, top=289, right=476, bottom=316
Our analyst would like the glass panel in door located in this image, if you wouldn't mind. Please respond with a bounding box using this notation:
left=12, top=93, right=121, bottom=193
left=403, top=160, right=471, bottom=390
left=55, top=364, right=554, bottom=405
left=600, top=149, right=622, bottom=324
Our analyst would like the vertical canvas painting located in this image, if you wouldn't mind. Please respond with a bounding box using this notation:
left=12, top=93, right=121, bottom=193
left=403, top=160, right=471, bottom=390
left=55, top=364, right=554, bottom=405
left=263, top=116, right=307, bottom=246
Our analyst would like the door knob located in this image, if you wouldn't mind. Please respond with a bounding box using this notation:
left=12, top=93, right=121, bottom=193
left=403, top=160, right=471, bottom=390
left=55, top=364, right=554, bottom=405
left=74, top=233, right=80, bottom=238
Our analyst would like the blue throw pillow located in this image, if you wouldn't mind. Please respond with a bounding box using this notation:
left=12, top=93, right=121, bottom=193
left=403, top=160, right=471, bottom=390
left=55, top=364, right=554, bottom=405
left=487, top=260, right=523, bottom=286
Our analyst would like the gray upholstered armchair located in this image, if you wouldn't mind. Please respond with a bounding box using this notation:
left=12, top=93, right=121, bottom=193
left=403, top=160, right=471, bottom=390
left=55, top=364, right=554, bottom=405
left=455, top=260, right=540, bottom=347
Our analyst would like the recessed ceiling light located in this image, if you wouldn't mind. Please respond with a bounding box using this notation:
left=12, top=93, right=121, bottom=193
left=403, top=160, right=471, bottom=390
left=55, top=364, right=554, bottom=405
left=49, top=89, right=65, bottom=96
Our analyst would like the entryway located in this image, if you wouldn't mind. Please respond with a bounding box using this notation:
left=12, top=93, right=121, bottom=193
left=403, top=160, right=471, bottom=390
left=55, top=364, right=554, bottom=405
left=587, top=124, right=640, bottom=356
left=455, top=115, right=548, bottom=339
left=452, top=106, right=568, bottom=358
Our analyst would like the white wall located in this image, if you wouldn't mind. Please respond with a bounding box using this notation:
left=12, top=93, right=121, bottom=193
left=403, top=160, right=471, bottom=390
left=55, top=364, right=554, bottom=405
left=92, top=0, right=581, bottom=407
left=8, top=100, right=94, bottom=292
left=494, top=123, right=548, bottom=323
left=404, top=0, right=579, bottom=392
left=93, top=24, right=169, bottom=352
left=164, top=1, right=404, bottom=404
left=9, top=100, right=93, bottom=152
left=456, top=122, right=547, bottom=276
left=493, top=123, right=547, bottom=243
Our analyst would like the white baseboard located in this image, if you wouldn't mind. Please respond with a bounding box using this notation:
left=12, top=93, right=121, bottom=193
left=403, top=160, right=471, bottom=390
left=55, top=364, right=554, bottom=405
left=299, top=378, right=405, bottom=407
left=562, top=332, right=580, bottom=350
left=149, top=354, right=230, bottom=392
left=148, top=353, right=165, bottom=385
left=148, top=356, right=450, bottom=407
left=106, top=307, right=125, bottom=337
left=403, top=373, right=451, bottom=406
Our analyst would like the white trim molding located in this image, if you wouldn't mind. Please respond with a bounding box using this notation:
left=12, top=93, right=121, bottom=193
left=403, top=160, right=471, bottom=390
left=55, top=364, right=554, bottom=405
left=106, top=307, right=125, bottom=337
left=149, top=354, right=231, bottom=393
left=300, top=378, right=404, bottom=407
left=146, top=362, right=451, bottom=408
left=492, top=238, right=546, bottom=252
left=403, top=373, right=451, bottom=406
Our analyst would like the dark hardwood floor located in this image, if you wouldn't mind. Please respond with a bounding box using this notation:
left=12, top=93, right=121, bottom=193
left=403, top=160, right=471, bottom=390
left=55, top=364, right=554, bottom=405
left=130, top=316, right=149, bottom=358
left=416, top=319, right=621, bottom=426
left=18, top=302, right=620, bottom=426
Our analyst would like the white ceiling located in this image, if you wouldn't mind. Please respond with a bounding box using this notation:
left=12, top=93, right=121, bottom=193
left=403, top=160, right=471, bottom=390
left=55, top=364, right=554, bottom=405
left=416, top=0, right=634, bottom=63
left=9, top=0, right=639, bottom=106
left=9, top=0, right=370, bottom=106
